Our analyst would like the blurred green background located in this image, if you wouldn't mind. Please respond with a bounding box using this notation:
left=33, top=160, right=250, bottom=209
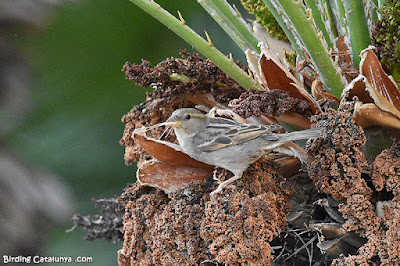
left=3, top=0, right=244, bottom=264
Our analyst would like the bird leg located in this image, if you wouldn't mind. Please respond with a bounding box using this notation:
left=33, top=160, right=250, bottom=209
left=273, top=145, right=307, bottom=163
left=210, top=173, right=242, bottom=197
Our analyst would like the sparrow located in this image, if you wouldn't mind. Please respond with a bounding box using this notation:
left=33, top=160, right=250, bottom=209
left=148, top=108, right=322, bottom=195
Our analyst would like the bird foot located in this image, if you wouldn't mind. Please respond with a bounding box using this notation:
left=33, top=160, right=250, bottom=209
left=210, top=174, right=241, bottom=197
left=212, top=168, right=219, bottom=181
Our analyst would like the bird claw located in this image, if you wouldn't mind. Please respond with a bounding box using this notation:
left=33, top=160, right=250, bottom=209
left=212, top=169, right=219, bottom=181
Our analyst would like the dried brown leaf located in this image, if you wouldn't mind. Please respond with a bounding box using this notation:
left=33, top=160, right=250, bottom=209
left=311, top=80, right=340, bottom=104
left=133, top=133, right=213, bottom=193
left=353, top=102, right=400, bottom=129
left=342, top=75, right=374, bottom=104
left=278, top=111, right=311, bottom=129
left=360, top=48, right=400, bottom=113
left=134, top=134, right=212, bottom=168
left=342, top=48, right=400, bottom=129
left=137, top=160, right=213, bottom=193
left=336, top=36, right=352, bottom=65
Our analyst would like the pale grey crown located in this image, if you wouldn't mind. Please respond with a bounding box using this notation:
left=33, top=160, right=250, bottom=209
left=166, top=108, right=209, bottom=134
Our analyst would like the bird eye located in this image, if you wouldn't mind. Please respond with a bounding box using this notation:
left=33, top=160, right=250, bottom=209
left=185, top=114, right=191, bottom=120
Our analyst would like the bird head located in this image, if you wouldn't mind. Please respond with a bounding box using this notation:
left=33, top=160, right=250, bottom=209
left=165, top=108, right=208, bottom=135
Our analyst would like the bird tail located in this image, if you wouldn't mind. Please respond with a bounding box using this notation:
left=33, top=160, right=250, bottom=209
left=278, top=127, right=324, bottom=143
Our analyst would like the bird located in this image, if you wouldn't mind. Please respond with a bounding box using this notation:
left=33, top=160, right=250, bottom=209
left=151, top=108, right=323, bottom=195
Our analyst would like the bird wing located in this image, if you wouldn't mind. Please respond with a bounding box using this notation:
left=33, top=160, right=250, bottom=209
left=195, top=117, right=281, bottom=152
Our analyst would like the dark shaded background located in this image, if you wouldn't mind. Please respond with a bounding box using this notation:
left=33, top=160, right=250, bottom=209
left=1, top=0, right=244, bottom=264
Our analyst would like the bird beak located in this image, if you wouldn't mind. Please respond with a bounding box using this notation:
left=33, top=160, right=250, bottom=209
left=137, top=121, right=181, bottom=132
left=161, top=121, right=182, bottom=128
left=165, top=117, right=182, bottom=128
